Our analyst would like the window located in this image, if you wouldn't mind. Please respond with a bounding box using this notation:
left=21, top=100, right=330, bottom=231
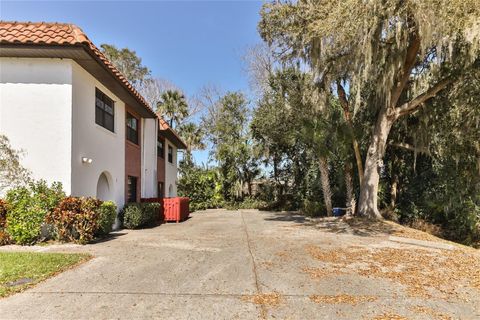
left=127, top=176, right=138, bottom=203
left=95, top=88, right=114, bottom=132
left=157, top=134, right=164, bottom=158
left=168, top=145, right=173, bottom=163
left=126, top=112, right=139, bottom=144
left=157, top=182, right=164, bottom=198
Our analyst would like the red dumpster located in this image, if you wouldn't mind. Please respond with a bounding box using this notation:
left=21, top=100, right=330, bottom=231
left=141, top=197, right=189, bottom=223
left=163, top=197, right=190, bottom=223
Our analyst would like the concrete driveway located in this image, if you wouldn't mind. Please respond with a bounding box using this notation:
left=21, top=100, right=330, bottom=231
left=0, top=209, right=479, bottom=319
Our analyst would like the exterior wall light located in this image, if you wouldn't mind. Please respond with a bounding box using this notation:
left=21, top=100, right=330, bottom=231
left=82, top=157, right=93, bottom=164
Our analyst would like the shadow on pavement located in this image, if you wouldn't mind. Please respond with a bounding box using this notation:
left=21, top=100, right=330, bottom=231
left=90, top=232, right=128, bottom=244
left=263, top=211, right=308, bottom=224
left=262, top=211, right=400, bottom=237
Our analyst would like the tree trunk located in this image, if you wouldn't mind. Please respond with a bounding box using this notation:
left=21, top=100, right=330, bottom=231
left=337, top=82, right=364, bottom=185
left=344, top=162, right=355, bottom=215
left=352, top=140, right=364, bottom=185
left=273, top=157, right=280, bottom=202
left=390, top=174, right=398, bottom=209
left=319, top=156, right=333, bottom=216
left=357, top=108, right=394, bottom=219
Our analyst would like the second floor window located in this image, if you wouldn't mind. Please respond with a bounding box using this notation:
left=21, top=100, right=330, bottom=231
left=168, top=145, right=173, bottom=163
left=126, top=112, right=139, bottom=144
left=95, top=88, right=114, bottom=132
left=157, top=134, right=164, bottom=158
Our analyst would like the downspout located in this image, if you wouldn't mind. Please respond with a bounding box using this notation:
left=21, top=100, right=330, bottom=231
left=141, top=118, right=146, bottom=198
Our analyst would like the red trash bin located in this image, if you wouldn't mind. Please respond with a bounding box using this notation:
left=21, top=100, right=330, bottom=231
left=163, top=197, right=190, bottom=223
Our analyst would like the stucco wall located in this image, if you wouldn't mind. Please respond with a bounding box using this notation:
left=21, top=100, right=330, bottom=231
left=165, top=141, right=178, bottom=197
left=71, top=61, right=126, bottom=208
left=0, top=57, right=73, bottom=194
left=141, top=118, right=158, bottom=198
left=0, top=57, right=175, bottom=205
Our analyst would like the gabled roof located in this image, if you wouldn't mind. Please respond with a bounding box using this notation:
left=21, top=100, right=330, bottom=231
left=0, top=21, right=156, bottom=118
left=158, top=116, right=187, bottom=150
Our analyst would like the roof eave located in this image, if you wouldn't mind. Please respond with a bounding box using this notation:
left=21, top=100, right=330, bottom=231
left=159, top=128, right=187, bottom=149
left=0, top=43, right=156, bottom=118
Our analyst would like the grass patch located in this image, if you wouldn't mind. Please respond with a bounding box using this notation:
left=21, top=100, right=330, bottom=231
left=0, top=251, right=91, bottom=298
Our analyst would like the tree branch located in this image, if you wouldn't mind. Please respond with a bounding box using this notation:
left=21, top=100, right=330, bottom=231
left=389, top=142, right=430, bottom=155
left=389, top=32, right=420, bottom=109
left=394, top=77, right=453, bottom=119
left=336, top=81, right=350, bottom=119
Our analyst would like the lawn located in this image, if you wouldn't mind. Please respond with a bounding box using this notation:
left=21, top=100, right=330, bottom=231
left=0, top=252, right=91, bottom=297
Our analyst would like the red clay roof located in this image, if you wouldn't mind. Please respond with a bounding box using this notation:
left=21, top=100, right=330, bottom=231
left=158, top=115, right=187, bottom=149
left=0, top=21, right=155, bottom=117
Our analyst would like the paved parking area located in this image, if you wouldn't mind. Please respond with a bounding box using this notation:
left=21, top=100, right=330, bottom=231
left=0, top=209, right=479, bottom=319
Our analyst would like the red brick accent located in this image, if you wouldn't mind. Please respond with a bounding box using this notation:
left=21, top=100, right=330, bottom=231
left=125, top=106, right=141, bottom=203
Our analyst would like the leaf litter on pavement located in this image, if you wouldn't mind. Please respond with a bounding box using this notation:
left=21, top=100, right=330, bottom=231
left=304, top=244, right=480, bottom=299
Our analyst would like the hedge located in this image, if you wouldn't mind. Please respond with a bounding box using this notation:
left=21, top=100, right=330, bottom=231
left=46, top=196, right=119, bottom=244
left=122, top=203, right=160, bottom=229
left=5, top=181, right=65, bottom=245
left=0, top=199, right=9, bottom=245
left=96, top=201, right=117, bottom=236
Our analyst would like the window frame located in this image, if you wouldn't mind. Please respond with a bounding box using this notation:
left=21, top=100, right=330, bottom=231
left=168, top=145, right=173, bottom=163
left=95, top=88, right=115, bottom=132
left=157, top=133, right=164, bottom=158
left=126, top=112, right=139, bottom=145
left=127, top=176, right=138, bottom=203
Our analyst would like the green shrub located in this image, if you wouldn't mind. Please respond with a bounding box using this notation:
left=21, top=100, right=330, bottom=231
left=47, top=197, right=102, bottom=244
left=0, top=199, right=10, bottom=245
left=0, top=199, right=7, bottom=228
left=96, top=201, right=117, bottom=236
left=301, top=199, right=325, bottom=217
left=224, top=197, right=268, bottom=210
left=122, top=204, right=142, bottom=229
left=442, top=199, right=480, bottom=246
left=30, top=181, right=65, bottom=212
left=122, top=203, right=159, bottom=229
left=143, top=202, right=160, bottom=224
left=5, top=181, right=65, bottom=245
left=178, top=167, right=224, bottom=212
left=5, top=186, right=44, bottom=244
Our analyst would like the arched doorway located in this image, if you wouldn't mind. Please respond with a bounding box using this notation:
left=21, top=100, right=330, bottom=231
left=96, top=171, right=114, bottom=201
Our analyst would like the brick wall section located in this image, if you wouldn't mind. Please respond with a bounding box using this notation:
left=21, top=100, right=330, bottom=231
left=125, top=105, right=142, bottom=203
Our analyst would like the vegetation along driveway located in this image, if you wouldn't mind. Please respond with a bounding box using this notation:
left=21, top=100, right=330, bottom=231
left=0, top=209, right=479, bottom=319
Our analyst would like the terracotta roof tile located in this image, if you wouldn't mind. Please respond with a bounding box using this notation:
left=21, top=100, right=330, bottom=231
left=0, top=21, right=155, bottom=116
left=158, top=115, right=187, bottom=149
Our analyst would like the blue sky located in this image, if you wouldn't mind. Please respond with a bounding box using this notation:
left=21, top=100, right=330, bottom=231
left=1, top=0, right=264, bottom=165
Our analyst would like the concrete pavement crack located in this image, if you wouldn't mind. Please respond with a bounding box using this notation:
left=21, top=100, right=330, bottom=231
left=240, top=210, right=267, bottom=319
left=240, top=211, right=261, bottom=293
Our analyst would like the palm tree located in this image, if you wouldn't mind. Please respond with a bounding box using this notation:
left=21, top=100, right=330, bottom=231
left=156, top=90, right=189, bottom=128
left=178, top=122, right=206, bottom=164
left=303, top=114, right=334, bottom=216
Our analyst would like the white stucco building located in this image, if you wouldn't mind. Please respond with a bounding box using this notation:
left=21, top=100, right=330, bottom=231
left=0, top=22, right=186, bottom=208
